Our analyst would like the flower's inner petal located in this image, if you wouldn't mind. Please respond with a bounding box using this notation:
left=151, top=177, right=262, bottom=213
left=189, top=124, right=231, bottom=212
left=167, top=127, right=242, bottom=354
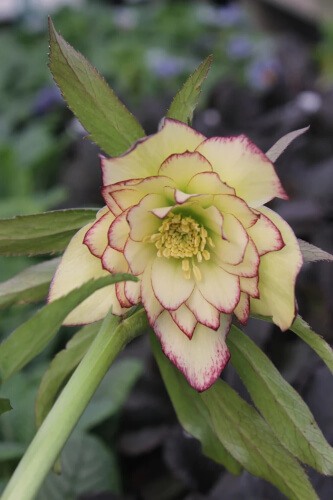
left=186, top=287, right=220, bottom=330
left=196, top=135, right=288, bottom=207
left=127, top=193, right=167, bottom=242
left=214, top=194, right=258, bottom=228
left=108, top=210, right=130, bottom=252
left=141, top=264, right=164, bottom=326
left=102, top=119, right=206, bottom=185
left=115, top=281, right=132, bottom=308
left=170, top=305, right=197, bottom=339
left=102, top=246, right=128, bottom=274
left=212, top=214, right=249, bottom=266
left=240, top=275, right=259, bottom=298
left=247, top=212, right=284, bottom=256
left=124, top=280, right=141, bottom=305
left=154, top=310, right=231, bottom=391
left=187, top=171, right=235, bottom=196
left=151, top=257, right=195, bottom=310
left=158, top=151, right=212, bottom=188
left=124, top=238, right=157, bottom=275
left=196, top=261, right=240, bottom=313
left=221, top=238, right=260, bottom=278
left=250, top=206, right=303, bottom=330
left=234, top=292, right=250, bottom=325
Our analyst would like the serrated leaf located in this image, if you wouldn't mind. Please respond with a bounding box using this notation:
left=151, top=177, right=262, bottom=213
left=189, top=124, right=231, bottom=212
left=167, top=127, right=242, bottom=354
left=36, top=434, right=121, bottom=500
left=0, top=398, right=11, bottom=416
left=201, top=381, right=318, bottom=500
left=0, top=273, right=137, bottom=381
left=0, top=258, right=60, bottom=309
left=166, top=55, right=212, bottom=125
left=290, top=316, right=333, bottom=374
left=227, top=325, right=333, bottom=475
left=75, top=358, right=143, bottom=432
left=35, top=321, right=101, bottom=429
left=48, top=18, right=145, bottom=156
left=150, top=331, right=242, bottom=475
left=0, top=209, right=97, bottom=256
left=266, top=127, right=309, bottom=163
left=298, top=239, right=333, bottom=262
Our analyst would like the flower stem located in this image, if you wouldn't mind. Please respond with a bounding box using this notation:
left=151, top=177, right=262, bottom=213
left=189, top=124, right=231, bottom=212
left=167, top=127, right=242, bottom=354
left=1, top=307, right=148, bottom=500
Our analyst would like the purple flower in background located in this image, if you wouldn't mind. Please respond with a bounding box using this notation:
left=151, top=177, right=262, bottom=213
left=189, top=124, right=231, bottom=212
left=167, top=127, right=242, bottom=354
left=247, top=58, right=282, bottom=91
left=226, top=35, right=253, bottom=60
left=146, top=50, right=186, bottom=78
left=33, top=85, right=63, bottom=115
left=216, top=3, right=244, bottom=27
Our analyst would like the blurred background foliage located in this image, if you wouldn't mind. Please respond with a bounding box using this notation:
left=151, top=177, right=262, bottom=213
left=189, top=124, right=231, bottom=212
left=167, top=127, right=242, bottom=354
left=0, top=1, right=333, bottom=499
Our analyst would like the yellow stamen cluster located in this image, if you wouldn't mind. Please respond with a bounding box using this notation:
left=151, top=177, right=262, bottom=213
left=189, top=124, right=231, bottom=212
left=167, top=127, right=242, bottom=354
left=146, top=213, right=215, bottom=280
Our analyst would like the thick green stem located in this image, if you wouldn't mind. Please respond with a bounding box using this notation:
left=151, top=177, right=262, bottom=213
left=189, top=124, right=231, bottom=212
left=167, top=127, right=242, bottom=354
left=1, top=308, right=148, bottom=500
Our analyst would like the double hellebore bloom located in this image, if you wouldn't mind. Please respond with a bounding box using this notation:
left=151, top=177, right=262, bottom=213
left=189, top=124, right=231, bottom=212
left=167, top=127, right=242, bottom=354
left=49, top=119, right=302, bottom=391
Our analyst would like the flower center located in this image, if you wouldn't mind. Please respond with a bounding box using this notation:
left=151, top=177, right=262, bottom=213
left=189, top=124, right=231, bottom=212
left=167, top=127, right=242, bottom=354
left=147, top=213, right=215, bottom=280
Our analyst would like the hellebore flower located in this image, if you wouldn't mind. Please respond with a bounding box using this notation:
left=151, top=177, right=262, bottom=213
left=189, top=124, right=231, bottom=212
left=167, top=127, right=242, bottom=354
left=49, top=119, right=302, bottom=391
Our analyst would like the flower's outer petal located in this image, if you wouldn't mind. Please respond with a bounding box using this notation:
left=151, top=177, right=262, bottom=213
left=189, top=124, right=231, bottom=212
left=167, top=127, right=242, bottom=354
left=196, top=136, right=288, bottom=207
left=196, top=262, right=240, bottom=313
left=158, top=151, right=212, bottom=188
left=154, top=311, right=232, bottom=391
left=170, top=305, right=197, bottom=339
left=151, top=257, right=195, bottom=310
left=127, top=193, right=167, bottom=241
left=83, top=207, right=113, bottom=258
left=212, top=214, right=249, bottom=266
left=221, top=238, right=260, bottom=278
left=240, top=276, right=259, bottom=298
left=187, top=171, right=235, bottom=196
left=102, top=246, right=128, bottom=274
left=234, top=292, right=250, bottom=325
left=116, top=282, right=132, bottom=308
left=101, top=119, right=206, bottom=185
left=186, top=287, right=220, bottom=330
left=108, top=211, right=130, bottom=252
left=48, top=224, right=125, bottom=325
left=124, top=238, right=157, bottom=275
left=250, top=207, right=303, bottom=330
left=213, top=194, right=258, bottom=228
left=124, top=280, right=141, bottom=305
left=247, top=213, right=284, bottom=256
left=141, top=264, right=163, bottom=325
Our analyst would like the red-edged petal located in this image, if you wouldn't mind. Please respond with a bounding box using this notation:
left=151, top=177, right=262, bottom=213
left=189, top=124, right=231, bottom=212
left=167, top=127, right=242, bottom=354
left=123, top=238, right=156, bottom=275
left=213, top=194, right=258, bottom=228
left=234, top=292, right=250, bottom=325
left=212, top=214, right=249, bottom=266
left=124, top=280, right=141, bottom=305
left=116, top=281, right=132, bottom=308
left=83, top=207, right=113, bottom=258
left=151, top=257, right=195, bottom=310
left=187, top=171, right=235, bottom=195
left=170, top=305, right=197, bottom=339
left=127, top=193, right=167, bottom=242
left=141, top=264, right=164, bottom=326
left=102, top=246, right=128, bottom=274
left=196, top=135, right=288, bottom=207
left=221, top=238, right=260, bottom=278
left=108, top=210, right=130, bottom=252
left=158, top=151, right=212, bottom=188
left=154, top=311, right=232, bottom=391
left=196, top=261, right=240, bottom=313
left=186, top=287, right=220, bottom=330
left=240, top=276, right=260, bottom=298
left=247, top=212, right=284, bottom=256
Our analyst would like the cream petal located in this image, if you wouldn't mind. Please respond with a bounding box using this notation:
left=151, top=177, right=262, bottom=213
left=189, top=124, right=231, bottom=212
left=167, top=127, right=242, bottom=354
left=154, top=311, right=232, bottom=391
left=196, top=261, right=240, bottom=313
left=141, top=264, right=164, bottom=325
left=196, top=136, right=288, bottom=207
left=108, top=210, right=130, bottom=252
left=101, top=246, right=128, bottom=274
left=247, top=212, right=284, bottom=256
left=221, top=238, right=260, bottom=278
left=101, top=119, right=206, bottom=185
left=158, top=151, right=212, bottom=189
left=127, top=193, right=167, bottom=241
left=124, top=238, right=156, bottom=275
left=48, top=224, right=126, bottom=325
left=115, top=281, right=132, bottom=308
left=212, top=214, right=249, bottom=266
left=213, top=194, right=258, bottom=228
left=250, top=207, right=303, bottom=330
left=234, top=292, right=250, bottom=325
left=187, top=171, right=235, bottom=195
left=186, top=287, right=220, bottom=329
left=83, top=207, right=113, bottom=258
left=170, top=305, right=197, bottom=339
left=151, top=257, right=195, bottom=310
left=124, top=280, right=141, bottom=305
left=240, top=276, right=259, bottom=298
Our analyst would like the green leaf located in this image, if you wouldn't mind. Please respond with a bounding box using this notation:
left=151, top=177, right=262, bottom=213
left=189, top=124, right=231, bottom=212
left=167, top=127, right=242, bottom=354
left=35, top=321, right=102, bottom=429
left=0, top=209, right=97, bottom=256
left=202, top=381, right=319, bottom=500
left=0, top=398, right=11, bottom=416
left=166, top=55, right=212, bottom=125
left=48, top=18, right=145, bottom=156
left=75, top=358, right=143, bottom=432
left=0, top=258, right=60, bottom=309
left=227, top=325, right=333, bottom=474
left=265, top=127, right=309, bottom=163
left=0, top=273, right=137, bottom=381
left=150, top=331, right=242, bottom=475
left=36, top=434, right=121, bottom=500
left=0, top=442, right=26, bottom=462
left=290, top=316, right=333, bottom=374
left=298, top=239, right=333, bottom=262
